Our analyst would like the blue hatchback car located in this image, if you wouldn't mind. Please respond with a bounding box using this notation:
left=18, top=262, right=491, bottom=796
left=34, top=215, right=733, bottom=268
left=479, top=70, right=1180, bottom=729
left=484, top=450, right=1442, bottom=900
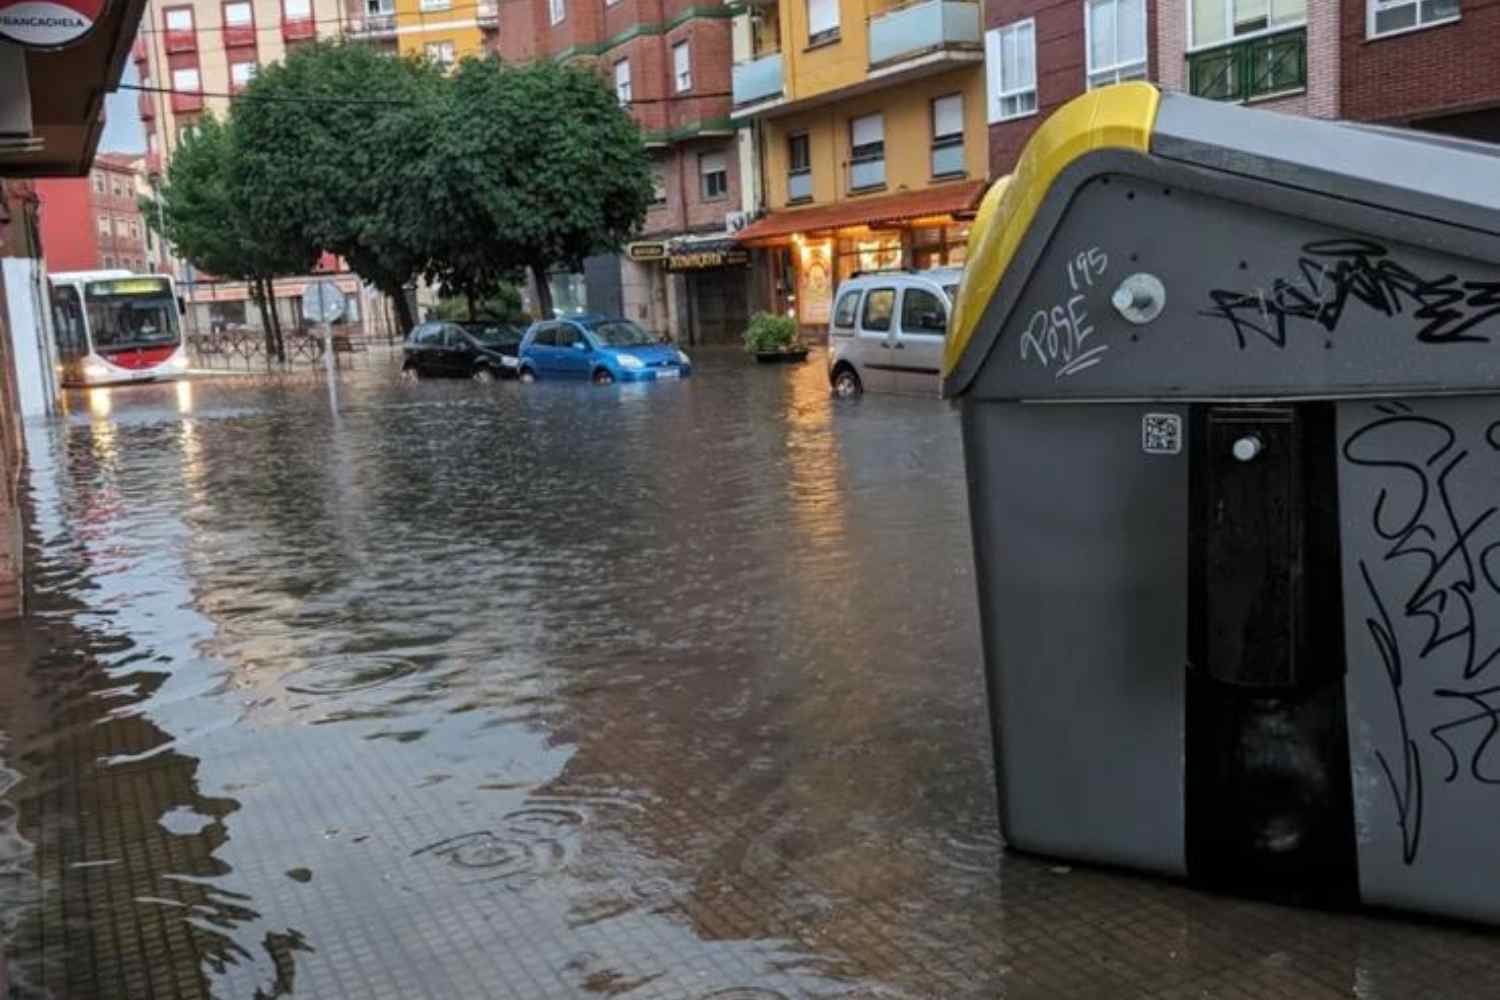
left=517, top=315, right=692, bottom=384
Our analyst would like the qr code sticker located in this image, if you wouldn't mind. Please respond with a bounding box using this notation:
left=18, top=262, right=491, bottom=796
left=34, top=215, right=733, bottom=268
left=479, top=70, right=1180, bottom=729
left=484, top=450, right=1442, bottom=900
left=1142, top=413, right=1182, bottom=455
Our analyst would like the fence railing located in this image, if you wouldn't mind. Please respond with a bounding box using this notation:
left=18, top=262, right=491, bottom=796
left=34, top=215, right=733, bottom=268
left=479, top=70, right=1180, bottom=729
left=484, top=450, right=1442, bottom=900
left=1188, top=26, right=1306, bottom=103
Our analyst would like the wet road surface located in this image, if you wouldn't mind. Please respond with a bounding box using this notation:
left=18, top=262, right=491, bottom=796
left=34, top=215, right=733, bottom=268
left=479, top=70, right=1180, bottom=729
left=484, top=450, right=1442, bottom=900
left=2, top=351, right=1499, bottom=998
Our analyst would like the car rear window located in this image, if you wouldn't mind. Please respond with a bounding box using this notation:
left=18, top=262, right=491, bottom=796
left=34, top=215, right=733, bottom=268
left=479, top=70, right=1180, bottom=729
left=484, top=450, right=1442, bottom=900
left=833, top=289, right=862, bottom=330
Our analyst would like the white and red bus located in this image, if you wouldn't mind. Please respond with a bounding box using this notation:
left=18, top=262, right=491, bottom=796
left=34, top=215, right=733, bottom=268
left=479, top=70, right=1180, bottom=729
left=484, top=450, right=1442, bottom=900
left=48, top=270, right=190, bottom=386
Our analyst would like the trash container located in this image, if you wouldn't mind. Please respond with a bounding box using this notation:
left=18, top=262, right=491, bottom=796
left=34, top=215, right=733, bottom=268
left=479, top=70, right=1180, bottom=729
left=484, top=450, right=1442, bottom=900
left=946, top=81, right=1500, bottom=924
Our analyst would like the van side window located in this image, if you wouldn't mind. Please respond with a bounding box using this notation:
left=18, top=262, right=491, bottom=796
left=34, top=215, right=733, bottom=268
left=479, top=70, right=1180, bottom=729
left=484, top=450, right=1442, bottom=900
left=862, top=288, right=895, bottom=332
left=901, top=288, right=947, bottom=335
left=833, top=289, right=862, bottom=329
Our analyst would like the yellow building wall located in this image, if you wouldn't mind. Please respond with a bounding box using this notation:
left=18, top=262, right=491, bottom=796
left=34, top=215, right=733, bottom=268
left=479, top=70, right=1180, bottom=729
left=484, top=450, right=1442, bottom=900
left=393, top=0, right=485, bottom=60
left=762, top=66, right=987, bottom=212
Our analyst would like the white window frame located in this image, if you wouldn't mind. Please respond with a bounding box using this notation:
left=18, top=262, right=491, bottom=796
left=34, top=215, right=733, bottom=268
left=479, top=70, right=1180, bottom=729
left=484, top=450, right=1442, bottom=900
left=419, top=0, right=450, bottom=12
left=614, top=58, right=632, bottom=104
left=424, top=40, right=455, bottom=65
left=1085, top=0, right=1147, bottom=87
left=549, top=0, right=565, bottom=25
left=367, top=0, right=395, bottom=12
left=699, top=152, right=728, bottom=200
left=223, top=0, right=252, bottom=25
left=283, top=0, right=312, bottom=19
left=172, top=65, right=202, bottom=92
left=1366, top=0, right=1460, bottom=38
left=97, top=216, right=110, bottom=237
left=231, top=60, right=258, bottom=87
left=1188, top=0, right=1307, bottom=51
left=164, top=7, right=194, bottom=30
left=673, top=40, right=692, bottom=92
left=984, top=19, right=1037, bottom=123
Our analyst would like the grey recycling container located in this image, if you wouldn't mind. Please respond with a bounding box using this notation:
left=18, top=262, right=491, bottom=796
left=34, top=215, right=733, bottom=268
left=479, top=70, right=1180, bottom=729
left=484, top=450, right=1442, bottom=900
left=945, top=81, right=1500, bottom=924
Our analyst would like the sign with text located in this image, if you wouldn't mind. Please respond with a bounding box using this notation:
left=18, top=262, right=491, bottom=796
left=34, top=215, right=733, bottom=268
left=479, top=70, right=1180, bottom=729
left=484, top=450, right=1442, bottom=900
left=626, top=242, right=666, bottom=263
left=665, top=247, right=749, bottom=271
left=0, top=0, right=107, bottom=48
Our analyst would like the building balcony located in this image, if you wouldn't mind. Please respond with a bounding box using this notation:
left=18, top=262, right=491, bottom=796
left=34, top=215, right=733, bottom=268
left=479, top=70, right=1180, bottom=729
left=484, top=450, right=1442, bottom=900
left=171, top=90, right=203, bottom=113
left=349, top=12, right=396, bottom=37
left=867, top=0, right=980, bottom=73
left=163, top=28, right=196, bottom=52
left=146, top=151, right=163, bottom=176
left=477, top=0, right=497, bottom=27
left=132, top=36, right=148, bottom=61
left=223, top=23, right=256, bottom=47
left=282, top=16, right=316, bottom=41
left=138, top=91, right=156, bottom=120
left=732, top=50, right=783, bottom=112
left=1188, top=26, right=1306, bottom=104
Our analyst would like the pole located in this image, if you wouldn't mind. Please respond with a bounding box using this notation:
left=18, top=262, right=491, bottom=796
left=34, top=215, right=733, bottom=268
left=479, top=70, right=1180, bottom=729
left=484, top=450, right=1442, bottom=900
left=319, top=286, right=339, bottom=416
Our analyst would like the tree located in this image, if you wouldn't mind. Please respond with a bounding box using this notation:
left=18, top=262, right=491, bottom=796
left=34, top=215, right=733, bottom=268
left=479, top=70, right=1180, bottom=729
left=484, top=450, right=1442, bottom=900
left=142, top=114, right=318, bottom=361
left=231, top=42, right=447, bottom=335
left=442, top=58, right=655, bottom=319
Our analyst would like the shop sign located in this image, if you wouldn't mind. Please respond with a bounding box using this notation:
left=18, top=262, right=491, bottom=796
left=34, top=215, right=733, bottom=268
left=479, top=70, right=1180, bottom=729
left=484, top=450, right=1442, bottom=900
left=665, top=247, right=749, bottom=271
left=0, top=0, right=107, bottom=48
left=627, top=242, right=667, bottom=263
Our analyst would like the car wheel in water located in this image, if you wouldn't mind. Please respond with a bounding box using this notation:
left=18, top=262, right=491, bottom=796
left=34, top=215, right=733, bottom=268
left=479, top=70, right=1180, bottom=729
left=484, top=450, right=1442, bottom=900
left=400, top=364, right=420, bottom=382
left=593, top=369, right=615, bottom=385
left=519, top=368, right=536, bottom=384
left=831, top=367, right=862, bottom=398
left=473, top=367, right=498, bottom=384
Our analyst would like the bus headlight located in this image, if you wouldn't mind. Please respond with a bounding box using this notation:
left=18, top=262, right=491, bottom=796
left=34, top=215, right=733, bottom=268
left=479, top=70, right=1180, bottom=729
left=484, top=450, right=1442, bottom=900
left=166, top=354, right=189, bottom=371
left=82, top=360, right=112, bottom=381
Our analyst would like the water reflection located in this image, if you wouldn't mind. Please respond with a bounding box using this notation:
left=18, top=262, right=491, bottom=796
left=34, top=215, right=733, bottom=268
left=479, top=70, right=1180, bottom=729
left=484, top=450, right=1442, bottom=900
left=1, top=361, right=1496, bottom=998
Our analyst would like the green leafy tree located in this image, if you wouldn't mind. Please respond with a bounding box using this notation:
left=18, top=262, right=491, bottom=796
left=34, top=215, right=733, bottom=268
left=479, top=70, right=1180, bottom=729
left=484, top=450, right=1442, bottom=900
left=231, top=41, right=447, bottom=335
left=142, top=114, right=318, bottom=361
left=441, top=58, right=654, bottom=318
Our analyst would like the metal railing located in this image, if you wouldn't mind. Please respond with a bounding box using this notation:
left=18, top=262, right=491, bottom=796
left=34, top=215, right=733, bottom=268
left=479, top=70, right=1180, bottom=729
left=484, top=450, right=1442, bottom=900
left=1188, top=26, right=1306, bottom=103
left=868, top=0, right=980, bottom=68
left=732, top=50, right=783, bottom=107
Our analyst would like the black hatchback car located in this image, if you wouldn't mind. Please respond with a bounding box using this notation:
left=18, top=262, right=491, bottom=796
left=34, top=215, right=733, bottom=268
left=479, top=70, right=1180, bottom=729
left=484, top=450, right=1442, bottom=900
left=401, top=321, right=524, bottom=382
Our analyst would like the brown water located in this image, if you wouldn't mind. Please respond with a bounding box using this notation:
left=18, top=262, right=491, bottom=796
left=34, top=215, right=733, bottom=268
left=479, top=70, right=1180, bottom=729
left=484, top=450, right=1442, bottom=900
left=1, top=353, right=1496, bottom=999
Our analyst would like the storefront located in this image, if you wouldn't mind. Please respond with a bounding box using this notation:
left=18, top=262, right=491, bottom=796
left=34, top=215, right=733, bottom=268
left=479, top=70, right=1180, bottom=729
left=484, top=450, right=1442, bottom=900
left=734, top=182, right=985, bottom=336
left=623, top=235, right=755, bottom=346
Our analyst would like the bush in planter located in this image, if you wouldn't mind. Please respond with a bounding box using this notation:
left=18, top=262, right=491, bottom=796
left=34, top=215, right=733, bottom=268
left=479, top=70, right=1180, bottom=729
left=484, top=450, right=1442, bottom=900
left=743, top=312, right=802, bottom=354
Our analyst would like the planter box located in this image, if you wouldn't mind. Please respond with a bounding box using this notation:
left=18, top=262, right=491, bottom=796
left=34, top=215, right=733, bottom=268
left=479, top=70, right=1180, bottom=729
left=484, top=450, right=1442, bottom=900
left=755, top=348, right=809, bottom=364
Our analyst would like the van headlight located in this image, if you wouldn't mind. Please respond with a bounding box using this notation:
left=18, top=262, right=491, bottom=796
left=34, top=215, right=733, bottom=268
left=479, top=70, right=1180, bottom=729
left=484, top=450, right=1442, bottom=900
left=617, top=354, right=644, bottom=370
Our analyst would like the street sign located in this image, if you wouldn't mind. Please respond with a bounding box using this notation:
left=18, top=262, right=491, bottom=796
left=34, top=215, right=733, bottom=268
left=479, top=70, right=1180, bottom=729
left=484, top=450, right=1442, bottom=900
left=303, top=279, right=346, bottom=324
left=0, top=0, right=109, bottom=49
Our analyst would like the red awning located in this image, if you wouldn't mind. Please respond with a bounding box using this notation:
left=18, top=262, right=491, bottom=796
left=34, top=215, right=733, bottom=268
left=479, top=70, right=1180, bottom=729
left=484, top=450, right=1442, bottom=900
left=734, top=180, right=987, bottom=244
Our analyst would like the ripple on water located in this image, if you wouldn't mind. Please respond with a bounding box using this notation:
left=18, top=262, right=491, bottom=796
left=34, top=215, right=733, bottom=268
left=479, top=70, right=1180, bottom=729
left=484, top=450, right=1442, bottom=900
left=412, top=806, right=586, bottom=890
left=281, top=654, right=421, bottom=695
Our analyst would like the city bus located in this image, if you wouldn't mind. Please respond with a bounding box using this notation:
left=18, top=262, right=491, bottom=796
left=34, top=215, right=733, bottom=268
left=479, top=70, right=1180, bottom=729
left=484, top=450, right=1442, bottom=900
left=48, top=270, right=190, bottom=386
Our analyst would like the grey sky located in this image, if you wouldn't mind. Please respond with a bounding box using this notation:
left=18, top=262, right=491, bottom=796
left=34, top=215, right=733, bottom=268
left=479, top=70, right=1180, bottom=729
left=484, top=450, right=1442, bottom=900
left=101, top=60, right=145, bottom=155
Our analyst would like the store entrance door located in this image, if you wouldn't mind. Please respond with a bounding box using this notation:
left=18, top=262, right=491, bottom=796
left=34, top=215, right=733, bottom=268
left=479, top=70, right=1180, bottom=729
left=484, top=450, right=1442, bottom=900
left=686, top=269, right=749, bottom=346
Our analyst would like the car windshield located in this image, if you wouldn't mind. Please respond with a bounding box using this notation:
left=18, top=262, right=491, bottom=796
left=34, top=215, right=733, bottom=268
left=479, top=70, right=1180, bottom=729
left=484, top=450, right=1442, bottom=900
left=464, top=324, right=521, bottom=346
left=588, top=320, right=657, bottom=347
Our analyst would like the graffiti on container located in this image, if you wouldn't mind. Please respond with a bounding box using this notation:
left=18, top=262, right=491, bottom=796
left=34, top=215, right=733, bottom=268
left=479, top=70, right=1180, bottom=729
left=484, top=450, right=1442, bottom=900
left=1345, top=402, right=1500, bottom=864
left=1204, top=239, right=1500, bottom=350
left=1020, top=247, right=1109, bottom=379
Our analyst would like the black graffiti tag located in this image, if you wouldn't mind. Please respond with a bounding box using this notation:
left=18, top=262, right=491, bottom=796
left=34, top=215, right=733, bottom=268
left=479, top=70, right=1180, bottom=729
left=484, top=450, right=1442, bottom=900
left=1204, top=239, right=1500, bottom=349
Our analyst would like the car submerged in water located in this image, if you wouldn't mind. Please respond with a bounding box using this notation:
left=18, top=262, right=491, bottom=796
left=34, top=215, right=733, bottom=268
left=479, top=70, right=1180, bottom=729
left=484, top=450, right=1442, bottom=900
left=517, top=315, right=691, bottom=384
left=401, top=320, right=524, bottom=382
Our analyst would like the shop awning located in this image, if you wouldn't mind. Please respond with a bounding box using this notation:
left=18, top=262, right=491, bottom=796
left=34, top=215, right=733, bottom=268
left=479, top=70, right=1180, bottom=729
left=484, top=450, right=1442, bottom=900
left=733, top=180, right=987, bottom=244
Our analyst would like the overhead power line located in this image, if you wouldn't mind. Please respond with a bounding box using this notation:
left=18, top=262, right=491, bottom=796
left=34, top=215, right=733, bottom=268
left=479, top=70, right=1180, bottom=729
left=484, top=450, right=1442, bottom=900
left=120, top=82, right=415, bottom=106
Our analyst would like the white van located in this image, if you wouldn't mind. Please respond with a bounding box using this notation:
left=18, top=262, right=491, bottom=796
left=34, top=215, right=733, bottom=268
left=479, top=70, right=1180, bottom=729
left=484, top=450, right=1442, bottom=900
left=826, top=267, right=961, bottom=397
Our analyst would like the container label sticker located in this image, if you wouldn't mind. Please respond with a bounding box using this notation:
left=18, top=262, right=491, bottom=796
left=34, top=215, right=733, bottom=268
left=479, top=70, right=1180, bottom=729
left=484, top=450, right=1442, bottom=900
left=1142, top=413, right=1182, bottom=455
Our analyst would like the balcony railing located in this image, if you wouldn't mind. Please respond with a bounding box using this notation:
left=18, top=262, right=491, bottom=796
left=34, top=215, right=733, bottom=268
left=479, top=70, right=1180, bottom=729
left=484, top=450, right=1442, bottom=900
left=1188, top=26, right=1306, bottom=103
left=787, top=168, right=812, bottom=202
left=868, top=0, right=979, bottom=69
left=350, top=12, right=396, bottom=36
left=732, top=50, right=783, bottom=108
left=282, top=15, right=316, bottom=41
left=477, top=0, right=497, bottom=27
left=171, top=90, right=204, bottom=113
left=223, top=22, right=255, bottom=47
left=132, top=36, right=147, bottom=61
left=163, top=27, right=196, bottom=52
left=138, top=91, right=156, bottom=120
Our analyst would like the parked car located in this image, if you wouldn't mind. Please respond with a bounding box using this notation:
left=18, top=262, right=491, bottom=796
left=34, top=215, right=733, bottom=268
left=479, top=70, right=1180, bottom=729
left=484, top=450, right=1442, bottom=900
left=518, top=315, right=691, bottom=384
left=826, top=267, right=962, bottom=397
left=401, top=320, right=524, bottom=382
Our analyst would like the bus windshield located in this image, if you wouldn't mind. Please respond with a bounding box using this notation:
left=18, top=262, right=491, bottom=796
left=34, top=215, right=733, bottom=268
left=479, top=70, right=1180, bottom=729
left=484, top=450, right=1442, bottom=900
left=84, top=279, right=181, bottom=351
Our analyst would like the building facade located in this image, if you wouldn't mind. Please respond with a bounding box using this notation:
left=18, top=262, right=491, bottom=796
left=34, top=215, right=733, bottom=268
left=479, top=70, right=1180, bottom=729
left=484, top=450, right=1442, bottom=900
left=491, top=0, right=749, bottom=344
left=343, top=0, right=494, bottom=63
left=730, top=0, right=990, bottom=333
left=34, top=154, right=151, bottom=274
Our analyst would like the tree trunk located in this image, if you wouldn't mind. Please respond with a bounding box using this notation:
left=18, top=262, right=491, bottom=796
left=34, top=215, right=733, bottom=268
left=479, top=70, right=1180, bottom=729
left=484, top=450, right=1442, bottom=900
left=266, top=279, right=287, bottom=364
left=253, top=277, right=277, bottom=364
left=391, top=287, right=416, bottom=337
left=530, top=262, right=554, bottom=320
left=466, top=290, right=477, bottom=321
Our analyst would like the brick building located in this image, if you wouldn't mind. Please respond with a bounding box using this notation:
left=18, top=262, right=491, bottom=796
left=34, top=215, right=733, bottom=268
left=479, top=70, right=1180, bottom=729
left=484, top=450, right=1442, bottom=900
left=495, top=0, right=749, bottom=343
left=35, top=153, right=151, bottom=274
left=1341, top=0, right=1500, bottom=139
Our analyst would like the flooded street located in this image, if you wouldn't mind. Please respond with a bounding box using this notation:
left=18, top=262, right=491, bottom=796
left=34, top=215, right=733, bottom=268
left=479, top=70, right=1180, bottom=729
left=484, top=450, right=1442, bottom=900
left=2, top=351, right=1498, bottom=999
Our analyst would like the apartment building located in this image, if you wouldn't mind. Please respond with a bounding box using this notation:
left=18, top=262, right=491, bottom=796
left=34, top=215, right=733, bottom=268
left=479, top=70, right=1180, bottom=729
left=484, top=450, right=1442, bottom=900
left=487, top=0, right=748, bottom=342
left=34, top=154, right=151, bottom=274
left=133, top=0, right=370, bottom=339
left=729, top=0, right=990, bottom=333
left=343, top=0, right=495, bottom=63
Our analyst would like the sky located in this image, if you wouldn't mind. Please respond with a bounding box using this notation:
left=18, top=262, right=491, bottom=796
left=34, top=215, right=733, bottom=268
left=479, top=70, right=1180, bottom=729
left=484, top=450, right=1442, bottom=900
left=101, top=60, right=146, bottom=155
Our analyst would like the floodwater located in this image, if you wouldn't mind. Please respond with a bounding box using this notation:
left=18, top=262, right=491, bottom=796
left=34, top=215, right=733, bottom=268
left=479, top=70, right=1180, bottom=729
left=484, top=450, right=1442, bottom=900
left=1, top=351, right=1497, bottom=999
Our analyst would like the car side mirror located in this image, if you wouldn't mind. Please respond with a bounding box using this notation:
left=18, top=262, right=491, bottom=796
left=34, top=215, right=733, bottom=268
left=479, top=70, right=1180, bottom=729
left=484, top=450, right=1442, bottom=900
left=573, top=341, right=588, bottom=351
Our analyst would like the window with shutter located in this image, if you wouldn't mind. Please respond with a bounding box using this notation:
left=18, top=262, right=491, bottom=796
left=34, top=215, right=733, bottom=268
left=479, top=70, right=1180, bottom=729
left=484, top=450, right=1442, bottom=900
left=930, top=94, right=964, bottom=178
left=807, top=0, right=839, bottom=43
left=673, top=41, right=692, bottom=91
left=984, top=20, right=1037, bottom=122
